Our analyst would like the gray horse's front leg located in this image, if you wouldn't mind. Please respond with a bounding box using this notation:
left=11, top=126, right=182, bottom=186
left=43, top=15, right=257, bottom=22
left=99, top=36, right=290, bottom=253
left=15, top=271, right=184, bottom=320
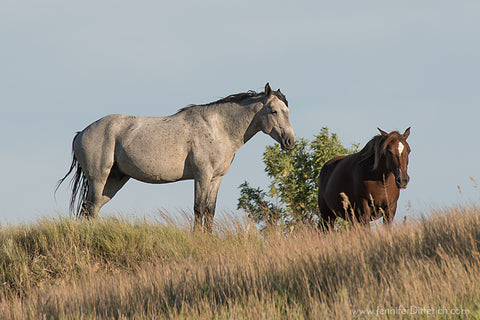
left=193, top=207, right=203, bottom=232
left=193, top=176, right=222, bottom=233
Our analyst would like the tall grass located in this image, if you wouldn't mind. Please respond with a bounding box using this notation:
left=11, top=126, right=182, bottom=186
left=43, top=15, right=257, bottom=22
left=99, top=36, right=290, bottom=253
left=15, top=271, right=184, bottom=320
left=1, top=206, right=480, bottom=319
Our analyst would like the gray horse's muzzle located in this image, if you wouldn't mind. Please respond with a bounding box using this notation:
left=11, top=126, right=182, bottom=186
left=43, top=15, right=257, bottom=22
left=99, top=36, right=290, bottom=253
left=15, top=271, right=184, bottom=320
left=281, top=134, right=296, bottom=150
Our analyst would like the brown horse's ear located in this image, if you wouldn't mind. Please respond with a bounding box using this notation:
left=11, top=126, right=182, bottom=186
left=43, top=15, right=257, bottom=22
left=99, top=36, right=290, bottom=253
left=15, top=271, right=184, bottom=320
left=403, top=127, right=411, bottom=139
left=265, top=83, right=272, bottom=97
left=378, top=128, right=388, bottom=137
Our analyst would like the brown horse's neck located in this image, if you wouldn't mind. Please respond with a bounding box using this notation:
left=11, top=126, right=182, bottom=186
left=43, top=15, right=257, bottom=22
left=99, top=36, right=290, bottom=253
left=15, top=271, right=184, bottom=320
left=361, top=152, right=393, bottom=183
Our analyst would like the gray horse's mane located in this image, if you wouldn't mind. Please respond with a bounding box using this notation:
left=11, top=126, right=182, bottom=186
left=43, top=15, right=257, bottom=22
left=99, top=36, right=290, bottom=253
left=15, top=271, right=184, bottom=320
left=177, top=89, right=288, bottom=114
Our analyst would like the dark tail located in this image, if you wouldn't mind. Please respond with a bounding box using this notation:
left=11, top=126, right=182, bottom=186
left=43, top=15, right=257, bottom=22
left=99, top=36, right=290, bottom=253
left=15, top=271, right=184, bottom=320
left=55, top=132, right=88, bottom=217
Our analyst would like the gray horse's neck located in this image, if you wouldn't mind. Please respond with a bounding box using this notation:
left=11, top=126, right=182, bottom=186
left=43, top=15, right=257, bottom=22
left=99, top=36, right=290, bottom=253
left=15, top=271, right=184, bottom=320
left=204, top=100, right=264, bottom=150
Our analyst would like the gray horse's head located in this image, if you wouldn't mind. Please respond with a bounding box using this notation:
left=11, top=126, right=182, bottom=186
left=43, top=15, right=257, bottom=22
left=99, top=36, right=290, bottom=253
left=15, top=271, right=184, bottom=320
left=256, top=83, right=296, bottom=150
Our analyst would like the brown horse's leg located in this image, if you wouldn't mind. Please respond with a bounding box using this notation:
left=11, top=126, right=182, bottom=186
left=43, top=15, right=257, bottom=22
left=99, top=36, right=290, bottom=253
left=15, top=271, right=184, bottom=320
left=357, top=199, right=373, bottom=228
left=319, top=215, right=335, bottom=232
left=383, top=202, right=397, bottom=227
left=318, top=198, right=336, bottom=232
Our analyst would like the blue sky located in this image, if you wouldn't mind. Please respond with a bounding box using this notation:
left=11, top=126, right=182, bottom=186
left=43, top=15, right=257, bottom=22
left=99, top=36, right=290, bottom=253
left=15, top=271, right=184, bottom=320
left=2, top=1, right=480, bottom=224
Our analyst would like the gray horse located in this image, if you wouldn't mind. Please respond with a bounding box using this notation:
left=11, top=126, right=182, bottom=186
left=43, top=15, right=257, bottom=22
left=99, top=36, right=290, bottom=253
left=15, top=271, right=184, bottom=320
left=58, top=83, right=296, bottom=232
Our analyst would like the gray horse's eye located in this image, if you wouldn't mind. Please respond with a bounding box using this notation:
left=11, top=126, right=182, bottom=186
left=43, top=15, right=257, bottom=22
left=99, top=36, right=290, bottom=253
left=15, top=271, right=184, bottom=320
left=271, top=110, right=277, bottom=114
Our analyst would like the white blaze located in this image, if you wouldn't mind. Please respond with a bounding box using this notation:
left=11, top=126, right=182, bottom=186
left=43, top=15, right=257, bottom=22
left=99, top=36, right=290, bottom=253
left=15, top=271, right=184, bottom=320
left=398, top=142, right=405, bottom=155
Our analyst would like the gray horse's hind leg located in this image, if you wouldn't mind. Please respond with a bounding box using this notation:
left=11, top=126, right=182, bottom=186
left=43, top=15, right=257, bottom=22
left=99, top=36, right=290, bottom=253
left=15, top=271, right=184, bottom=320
left=77, top=166, right=112, bottom=217
left=102, top=167, right=130, bottom=205
left=73, top=127, right=130, bottom=218
left=81, top=166, right=130, bottom=217
left=81, top=179, right=107, bottom=217
left=194, top=176, right=222, bottom=233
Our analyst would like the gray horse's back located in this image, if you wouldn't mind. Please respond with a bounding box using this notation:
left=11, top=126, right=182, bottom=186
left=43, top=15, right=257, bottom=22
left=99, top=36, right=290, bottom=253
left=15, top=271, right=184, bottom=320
left=74, top=114, right=193, bottom=184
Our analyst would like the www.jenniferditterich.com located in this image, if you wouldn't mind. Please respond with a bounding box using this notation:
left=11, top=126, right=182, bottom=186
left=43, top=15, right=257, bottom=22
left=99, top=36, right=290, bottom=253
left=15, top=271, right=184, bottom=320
left=352, top=305, right=470, bottom=316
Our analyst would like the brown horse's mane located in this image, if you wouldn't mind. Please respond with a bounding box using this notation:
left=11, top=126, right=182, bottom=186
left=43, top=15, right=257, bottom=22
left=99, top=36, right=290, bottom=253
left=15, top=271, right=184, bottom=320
left=177, top=89, right=288, bottom=114
left=358, top=131, right=405, bottom=170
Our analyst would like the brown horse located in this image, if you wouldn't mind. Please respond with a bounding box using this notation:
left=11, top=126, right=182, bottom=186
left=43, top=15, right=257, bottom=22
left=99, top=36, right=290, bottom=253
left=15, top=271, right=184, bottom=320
left=317, top=128, right=411, bottom=230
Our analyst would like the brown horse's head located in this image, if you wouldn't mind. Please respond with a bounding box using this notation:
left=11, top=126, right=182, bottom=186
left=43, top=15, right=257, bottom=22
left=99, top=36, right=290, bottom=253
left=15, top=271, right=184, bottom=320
left=375, top=127, right=411, bottom=189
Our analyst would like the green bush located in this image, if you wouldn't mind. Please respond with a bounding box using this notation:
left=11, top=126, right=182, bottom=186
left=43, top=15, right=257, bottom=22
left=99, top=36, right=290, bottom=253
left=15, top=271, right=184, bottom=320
left=238, top=127, right=358, bottom=229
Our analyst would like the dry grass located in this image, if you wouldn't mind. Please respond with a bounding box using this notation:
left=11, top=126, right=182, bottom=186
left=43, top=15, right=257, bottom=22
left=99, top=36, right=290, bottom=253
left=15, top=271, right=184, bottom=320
left=1, top=206, right=480, bottom=319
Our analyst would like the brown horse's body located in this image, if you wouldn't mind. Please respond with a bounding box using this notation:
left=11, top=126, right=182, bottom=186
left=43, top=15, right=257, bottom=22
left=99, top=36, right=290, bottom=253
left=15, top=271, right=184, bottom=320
left=318, top=128, right=411, bottom=230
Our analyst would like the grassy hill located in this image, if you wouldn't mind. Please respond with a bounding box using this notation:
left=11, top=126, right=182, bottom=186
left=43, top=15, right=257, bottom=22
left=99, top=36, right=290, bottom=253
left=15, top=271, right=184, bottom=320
left=1, top=206, right=479, bottom=319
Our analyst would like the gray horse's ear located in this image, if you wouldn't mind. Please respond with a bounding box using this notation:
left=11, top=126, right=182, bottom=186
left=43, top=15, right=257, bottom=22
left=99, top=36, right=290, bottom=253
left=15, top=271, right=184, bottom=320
left=403, top=127, right=411, bottom=139
left=378, top=128, right=388, bottom=137
left=265, top=83, right=272, bottom=96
